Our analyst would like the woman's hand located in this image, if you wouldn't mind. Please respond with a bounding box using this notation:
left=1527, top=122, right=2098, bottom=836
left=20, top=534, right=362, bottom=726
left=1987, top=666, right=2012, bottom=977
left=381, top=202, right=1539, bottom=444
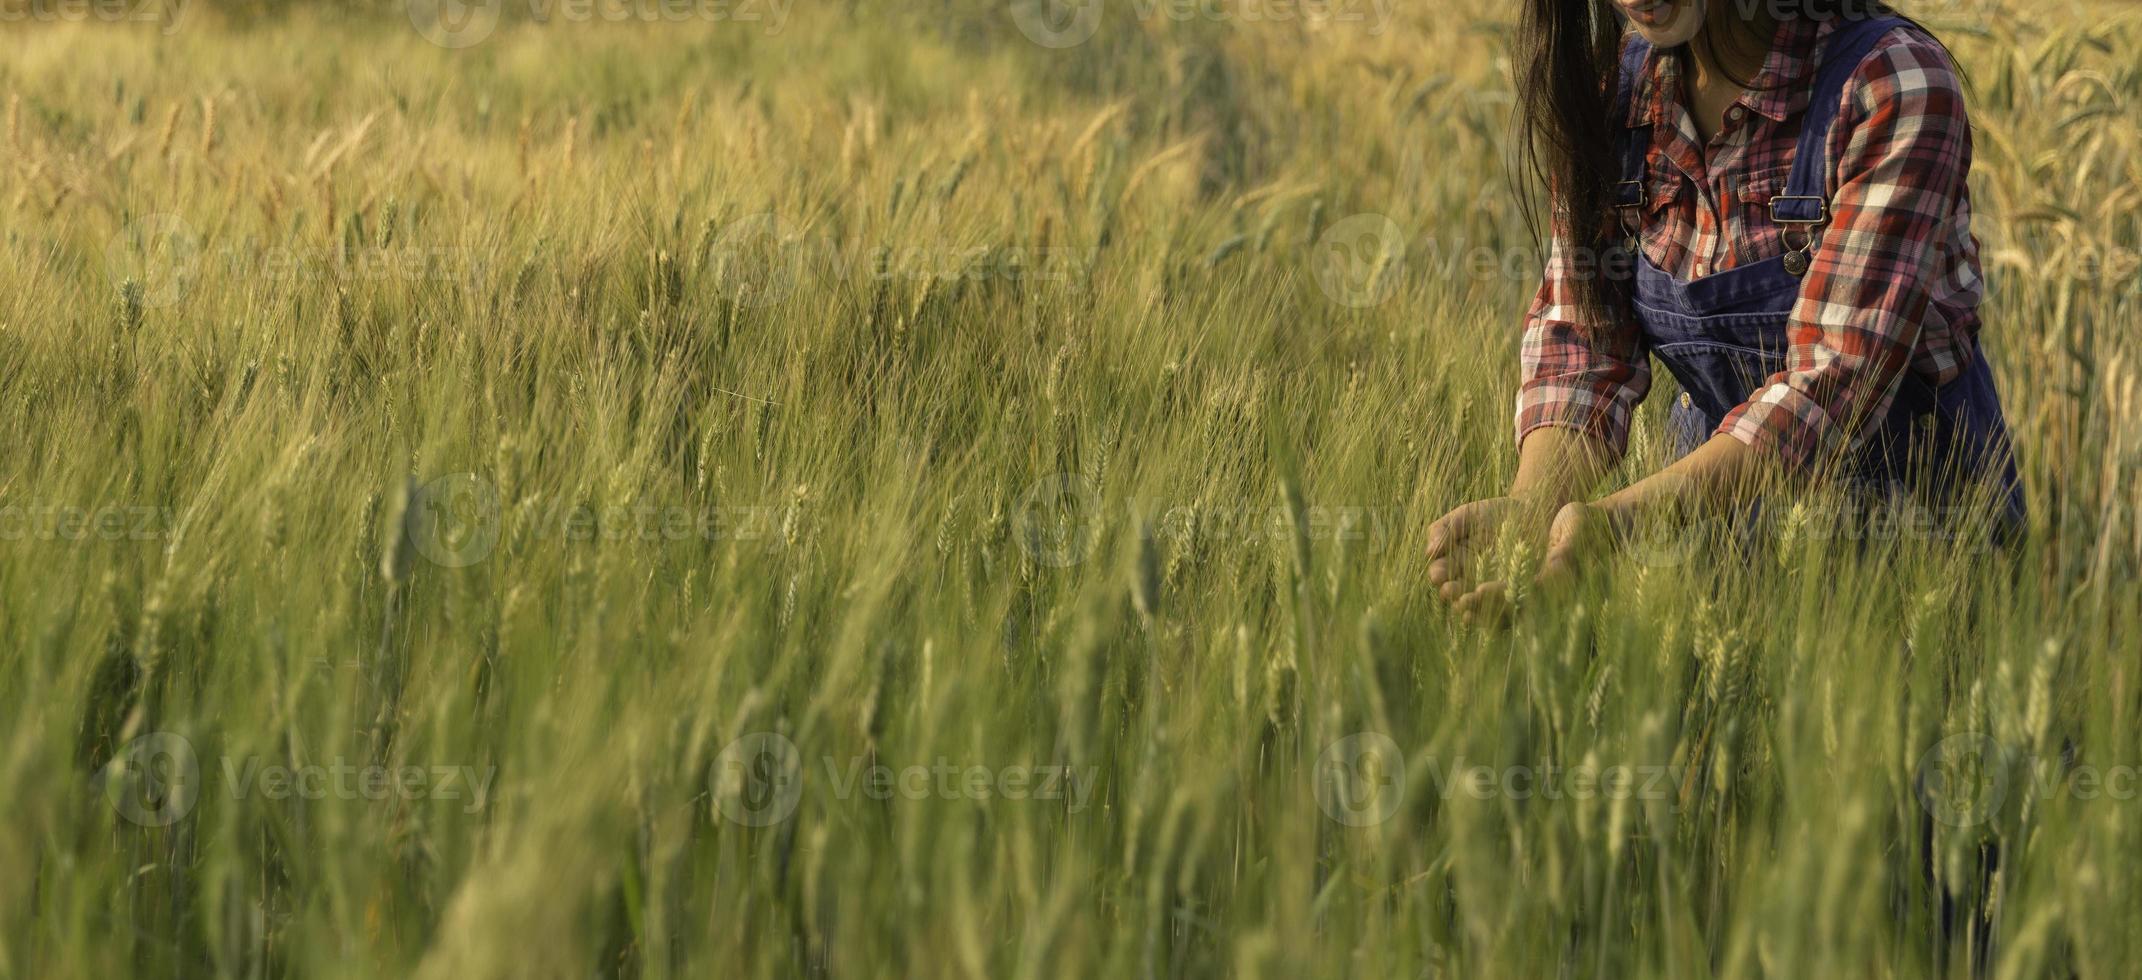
left=1426, top=497, right=1555, bottom=622
left=1430, top=498, right=1639, bottom=622
left=1431, top=435, right=1763, bottom=624
left=1537, top=500, right=1624, bottom=590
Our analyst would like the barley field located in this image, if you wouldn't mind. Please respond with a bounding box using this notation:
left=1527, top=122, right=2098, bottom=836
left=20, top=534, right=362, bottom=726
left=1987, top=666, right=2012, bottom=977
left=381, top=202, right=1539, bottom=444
left=2, top=0, right=2139, bottom=976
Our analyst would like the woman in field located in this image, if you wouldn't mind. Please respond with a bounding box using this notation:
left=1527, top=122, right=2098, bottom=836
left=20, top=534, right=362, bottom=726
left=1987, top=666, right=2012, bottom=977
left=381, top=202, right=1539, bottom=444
left=1428, top=0, right=2026, bottom=617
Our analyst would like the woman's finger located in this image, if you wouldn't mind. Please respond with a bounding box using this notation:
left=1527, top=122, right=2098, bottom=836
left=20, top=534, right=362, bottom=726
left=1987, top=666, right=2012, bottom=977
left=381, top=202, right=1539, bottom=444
left=1536, top=504, right=1595, bottom=590
left=1456, top=580, right=1512, bottom=625
left=1425, top=500, right=1495, bottom=559
left=1427, top=541, right=1476, bottom=588
left=1453, top=579, right=1504, bottom=613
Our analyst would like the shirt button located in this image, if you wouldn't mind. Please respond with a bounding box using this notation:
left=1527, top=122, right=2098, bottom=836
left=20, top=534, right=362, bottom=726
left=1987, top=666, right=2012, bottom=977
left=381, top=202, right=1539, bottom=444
left=1729, top=106, right=1745, bottom=120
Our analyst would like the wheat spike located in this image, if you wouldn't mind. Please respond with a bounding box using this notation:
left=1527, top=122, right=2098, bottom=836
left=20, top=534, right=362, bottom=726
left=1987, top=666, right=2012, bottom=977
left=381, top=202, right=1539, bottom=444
left=199, top=95, right=217, bottom=158
left=155, top=102, right=181, bottom=160
left=517, top=113, right=532, bottom=177
left=562, top=115, right=578, bottom=177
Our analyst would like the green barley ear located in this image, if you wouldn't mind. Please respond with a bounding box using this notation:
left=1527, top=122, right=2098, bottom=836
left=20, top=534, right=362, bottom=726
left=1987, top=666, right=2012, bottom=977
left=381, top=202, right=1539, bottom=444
left=381, top=476, right=417, bottom=587
left=357, top=489, right=384, bottom=585
left=116, top=279, right=145, bottom=335
left=1203, top=234, right=1246, bottom=269
left=379, top=197, right=399, bottom=248
left=1494, top=536, right=1537, bottom=612
left=1131, top=520, right=1161, bottom=624
left=198, top=95, right=216, bottom=158
left=154, top=101, right=179, bottom=160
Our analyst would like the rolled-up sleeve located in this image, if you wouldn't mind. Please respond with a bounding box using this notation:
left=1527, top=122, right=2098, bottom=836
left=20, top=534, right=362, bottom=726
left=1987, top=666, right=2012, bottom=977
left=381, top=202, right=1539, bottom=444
left=1515, top=236, right=1651, bottom=461
left=1719, top=35, right=1970, bottom=468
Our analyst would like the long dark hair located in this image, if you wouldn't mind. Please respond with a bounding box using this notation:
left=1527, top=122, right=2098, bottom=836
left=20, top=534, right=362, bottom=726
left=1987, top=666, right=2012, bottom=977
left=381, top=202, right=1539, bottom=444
left=1515, top=0, right=1892, bottom=323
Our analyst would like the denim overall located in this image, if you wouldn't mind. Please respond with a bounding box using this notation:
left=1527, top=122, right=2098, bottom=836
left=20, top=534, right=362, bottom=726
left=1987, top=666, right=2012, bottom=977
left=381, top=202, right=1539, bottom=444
left=1616, top=16, right=2027, bottom=539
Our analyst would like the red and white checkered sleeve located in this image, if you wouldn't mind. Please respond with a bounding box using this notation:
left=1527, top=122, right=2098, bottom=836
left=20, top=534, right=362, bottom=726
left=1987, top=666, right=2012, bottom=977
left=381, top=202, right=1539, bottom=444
left=1719, top=32, right=1971, bottom=469
left=1515, top=236, right=1651, bottom=461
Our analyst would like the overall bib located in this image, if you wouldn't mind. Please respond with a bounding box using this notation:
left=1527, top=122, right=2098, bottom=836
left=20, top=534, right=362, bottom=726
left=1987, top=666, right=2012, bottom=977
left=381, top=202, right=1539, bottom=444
left=1615, top=16, right=2027, bottom=540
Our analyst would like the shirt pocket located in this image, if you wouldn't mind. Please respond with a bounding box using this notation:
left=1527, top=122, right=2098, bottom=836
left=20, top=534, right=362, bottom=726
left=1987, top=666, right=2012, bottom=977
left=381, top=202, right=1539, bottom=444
left=1642, top=170, right=1686, bottom=219
left=1734, top=166, right=1795, bottom=255
left=1628, top=170, right=1686, bottom=260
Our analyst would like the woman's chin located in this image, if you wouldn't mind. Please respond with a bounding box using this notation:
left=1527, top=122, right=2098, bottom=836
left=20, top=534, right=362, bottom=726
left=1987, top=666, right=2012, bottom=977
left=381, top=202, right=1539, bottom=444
left=1623, top=5, right=1706, bottom=48
left=1629, top=21, right=1705, bottom=48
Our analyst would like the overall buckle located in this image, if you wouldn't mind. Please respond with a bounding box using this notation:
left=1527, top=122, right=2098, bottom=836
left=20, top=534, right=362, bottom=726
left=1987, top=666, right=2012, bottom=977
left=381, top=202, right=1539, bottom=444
left=1769, top=196, right=1828, bottom=276
left=1614, top=180, right=1648, bottom=246
left=1769, top=195, right=1828, bottom=225
left=1615, top=180, right=1647, bottom=210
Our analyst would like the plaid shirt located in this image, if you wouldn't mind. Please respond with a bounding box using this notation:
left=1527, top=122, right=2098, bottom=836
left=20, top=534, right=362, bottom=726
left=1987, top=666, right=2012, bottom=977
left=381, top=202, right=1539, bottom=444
left=1515, top=16, right=1984, bottom=468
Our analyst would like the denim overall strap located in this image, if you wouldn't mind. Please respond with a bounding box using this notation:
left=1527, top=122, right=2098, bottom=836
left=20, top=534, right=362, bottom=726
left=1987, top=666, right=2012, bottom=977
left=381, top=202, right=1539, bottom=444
left=1614, top=38, right=1654, bottom=215
left=1771, top=16, right=1909, bottom=224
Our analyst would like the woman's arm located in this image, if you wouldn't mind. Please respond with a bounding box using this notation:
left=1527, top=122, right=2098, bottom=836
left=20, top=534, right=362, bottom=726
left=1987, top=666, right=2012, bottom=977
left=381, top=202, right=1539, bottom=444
left=1538, top=432, right=1774, bottom=585
left=1513, top=237, right=1653, bottom=467
left=1602, top=432, right=1769, bottom=521
left=1512, top=425, right=1619, bottom=508
left=1429, top=237, right=1646, bottom=617
left=1714, top=32, right=1971, bottom=469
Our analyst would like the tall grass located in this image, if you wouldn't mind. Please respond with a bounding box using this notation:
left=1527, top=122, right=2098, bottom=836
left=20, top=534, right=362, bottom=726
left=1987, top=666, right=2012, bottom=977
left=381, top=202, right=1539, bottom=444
left=2, top=1, right=2138, bottom=976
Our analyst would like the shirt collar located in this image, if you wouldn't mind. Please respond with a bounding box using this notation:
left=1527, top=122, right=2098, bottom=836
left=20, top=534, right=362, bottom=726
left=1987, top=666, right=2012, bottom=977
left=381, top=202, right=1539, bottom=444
left=1624, top=15, right=1833, bottom=128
